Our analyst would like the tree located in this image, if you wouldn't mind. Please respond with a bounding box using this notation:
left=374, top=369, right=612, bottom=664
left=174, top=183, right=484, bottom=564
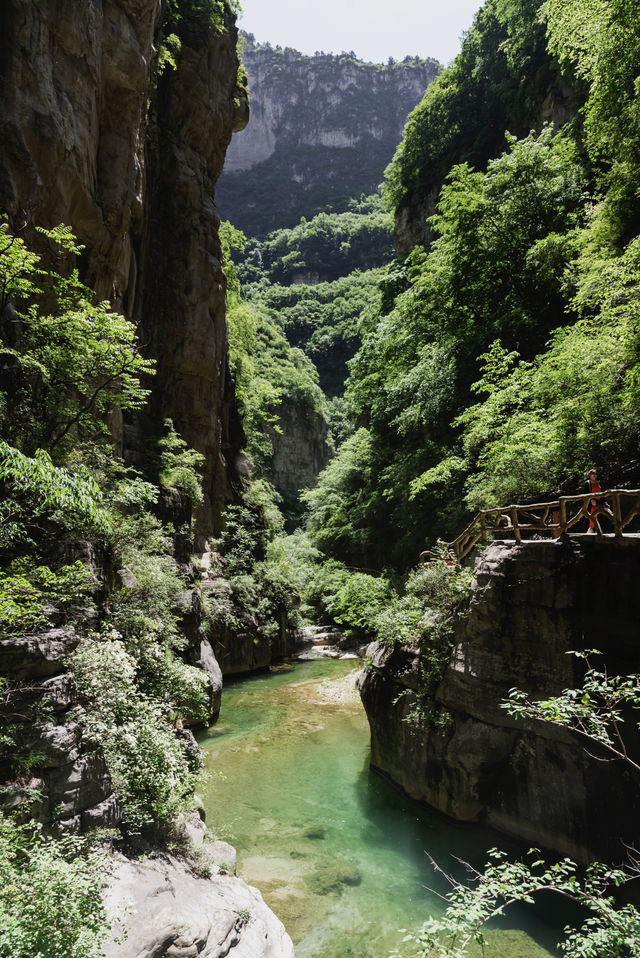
left=0, top=439, right=110, bottom=549
left=0, top=220, right=155, bottom=456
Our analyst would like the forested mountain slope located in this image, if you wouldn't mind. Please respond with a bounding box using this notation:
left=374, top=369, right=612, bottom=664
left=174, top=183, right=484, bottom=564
left=386, top=0, right=580, bottom=253
left=305, top=0, right=640, bottom=569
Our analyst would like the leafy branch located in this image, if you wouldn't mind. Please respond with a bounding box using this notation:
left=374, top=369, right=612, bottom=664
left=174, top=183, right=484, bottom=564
left=504, top=652, right=640, bottom=772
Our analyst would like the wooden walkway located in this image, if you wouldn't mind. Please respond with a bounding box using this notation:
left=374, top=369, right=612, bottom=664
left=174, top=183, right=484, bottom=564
left=422, top=489, right=640, bottom=563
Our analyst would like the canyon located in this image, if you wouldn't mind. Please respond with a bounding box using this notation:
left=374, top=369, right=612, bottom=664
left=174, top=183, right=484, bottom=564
left=2, top=1, right=639, bottom=955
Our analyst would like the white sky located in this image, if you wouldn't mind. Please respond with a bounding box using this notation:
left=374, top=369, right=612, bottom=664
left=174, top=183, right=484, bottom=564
left=237, top=0, right=484, bottom=67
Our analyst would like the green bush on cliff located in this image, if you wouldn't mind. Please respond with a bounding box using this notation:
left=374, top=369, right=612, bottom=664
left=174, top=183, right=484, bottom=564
left=304, top=559, right=392, bottom=640
left=0, top=220, right=155, bottom=458
left=208, top=483, right=301, bottom=639
left=72, top=637, right=204, bottom=832
left=0, top=813, right=110, bottom=958
left=157, top=418, right=205, bottom=505
left=0, top=561, right=93, bottom=639
left=0, top=441, right=110, bottom=549
left=164, top=0, right=241, bottom=36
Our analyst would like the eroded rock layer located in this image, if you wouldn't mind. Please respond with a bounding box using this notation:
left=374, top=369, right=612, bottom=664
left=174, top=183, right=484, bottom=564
left=104, top=844, right=295, bottom=958
left=360, top=538, right=640, bottom=863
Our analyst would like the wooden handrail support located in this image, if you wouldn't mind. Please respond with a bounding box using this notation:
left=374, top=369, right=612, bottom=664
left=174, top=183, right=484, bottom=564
left=421, top=488, right=640, bottom=564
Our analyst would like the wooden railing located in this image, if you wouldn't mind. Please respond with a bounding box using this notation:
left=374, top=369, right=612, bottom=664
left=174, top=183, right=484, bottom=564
left=420, top=489, right=640, bottom=564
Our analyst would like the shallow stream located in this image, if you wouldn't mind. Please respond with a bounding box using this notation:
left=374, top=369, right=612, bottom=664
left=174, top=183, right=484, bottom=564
left=199, top=659, right=562, bottom=958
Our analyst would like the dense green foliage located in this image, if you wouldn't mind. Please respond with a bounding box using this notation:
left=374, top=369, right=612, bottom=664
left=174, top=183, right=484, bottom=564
left=383, top=0, right=575, bottom=220
left=0, top=223, right=213, bottom=841
left=300, top=0, right=640, bottom=567
left=237, top=196, right=393, bottom=286
left=232, top=198, right=390, bottom=398
left=247, top=268, right=384, bottom=398
left=223, top=225, right=328, bottom=470
left=306, top=127, right=594, bottom=566
left=542, top=0, right=640, bottom=244
left=0, top=440, right=110, bottom=549
left=0, top=561, right=92, bottom=639
left=72, top=637, right=205, bottom=831
left=0, top=815, right=110, bottom=958
left=0, top=221, right=154, bottom=457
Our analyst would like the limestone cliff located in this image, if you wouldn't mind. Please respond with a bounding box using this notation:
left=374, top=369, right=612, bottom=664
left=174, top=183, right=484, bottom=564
left=360, top=538, right=640, bottom=864
left=217, top=35, right=440, bottom=235
left=266, top=400, right=330, bottom=502
left=0, top=0, right=249, bottom=544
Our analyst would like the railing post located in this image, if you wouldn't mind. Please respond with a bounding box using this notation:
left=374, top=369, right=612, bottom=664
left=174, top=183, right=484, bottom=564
left=480, top=511, right=487, bottom=542
left=511, top=507, right=521, bottom=543
left=559, top=497, right=567, bottom=537
left=612, top=490, right=623, bottom=537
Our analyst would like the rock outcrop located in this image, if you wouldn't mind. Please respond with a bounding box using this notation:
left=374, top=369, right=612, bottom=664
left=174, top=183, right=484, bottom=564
left=266, top=400, right=330, bottom=501
left=360, top=537, right=640, bottom=864
left=0, top=626, right=122, bottom=831
left=216, top=35, right=440, bottom=235
left=104, top=838, right=295, bottom=958
left=0, top=0, right=248, bottom=545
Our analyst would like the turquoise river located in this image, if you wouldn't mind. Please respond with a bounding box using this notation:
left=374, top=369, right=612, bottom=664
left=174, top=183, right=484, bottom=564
left=199, top=658, right=565, bottom=958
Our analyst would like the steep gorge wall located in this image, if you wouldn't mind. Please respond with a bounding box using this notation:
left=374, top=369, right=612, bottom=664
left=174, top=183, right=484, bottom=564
left=217, top=36, right=440, bottom=235
left=0, top=0, right=248, bottom=544
left=360, top=538, right=640, bottom=864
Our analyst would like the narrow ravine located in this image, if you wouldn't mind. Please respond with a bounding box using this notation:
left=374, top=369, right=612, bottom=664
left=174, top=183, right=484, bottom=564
left=199, top=660, right=564, bottom=958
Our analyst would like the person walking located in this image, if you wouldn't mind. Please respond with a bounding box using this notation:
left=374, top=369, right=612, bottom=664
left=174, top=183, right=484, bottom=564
left=584, top=468, right=612, bottom=533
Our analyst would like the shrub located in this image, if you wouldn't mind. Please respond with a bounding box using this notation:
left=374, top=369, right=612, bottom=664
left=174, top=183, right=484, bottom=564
left=71, top=638, right=203, bottom=832
left=0, top=813, right=110, bottom=958
left=157, top=419, right=204, bottom=505
left=0, top=561, right=93, bottom=639
left=0, top=441, right=110, bottom=549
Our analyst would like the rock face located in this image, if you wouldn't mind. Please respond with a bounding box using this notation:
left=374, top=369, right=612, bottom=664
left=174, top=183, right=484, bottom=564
left=0, top=0, right=248, bottom=545
left=360, top=538, right=640, bottom=864
left=104, top=848, right=295, bottom=958
left=266, top=400, right=330, bottom=500
left=216, top=35, right=440, bottom=235
left=0, top=627, right=122, bottom=831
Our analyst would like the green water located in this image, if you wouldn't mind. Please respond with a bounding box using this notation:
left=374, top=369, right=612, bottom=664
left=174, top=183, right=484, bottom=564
left=199, top=660, right=560, bottom=958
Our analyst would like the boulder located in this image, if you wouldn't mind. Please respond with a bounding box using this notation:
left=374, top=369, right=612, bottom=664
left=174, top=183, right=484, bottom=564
left=0, top=628, right=80, bottom=680
left=103, top=851, right=295, bottom=958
